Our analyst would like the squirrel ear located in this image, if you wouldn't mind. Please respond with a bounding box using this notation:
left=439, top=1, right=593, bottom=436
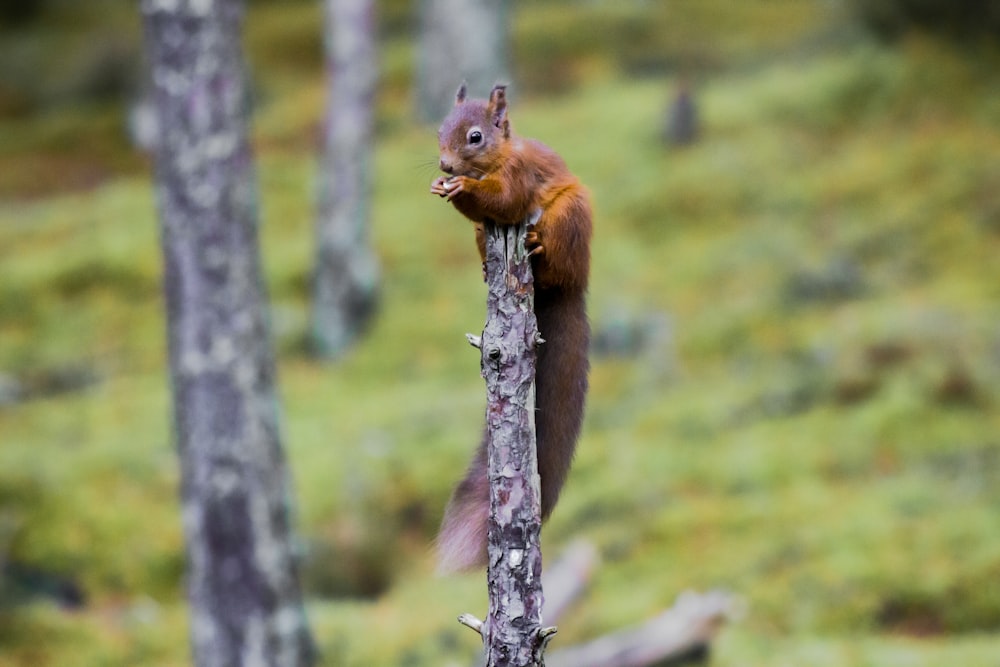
left=455, top=83, right=468, bottom=105
left=488, top=84, right=509, bottom=137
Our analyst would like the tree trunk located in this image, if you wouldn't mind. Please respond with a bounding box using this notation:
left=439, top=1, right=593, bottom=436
left=417, top=0, right=510, bottom=123
left=141, top=1, right=314, bottom=665
left=310, top=0, right=380, bottom=359
left=475, top=219, right=552, bottom=666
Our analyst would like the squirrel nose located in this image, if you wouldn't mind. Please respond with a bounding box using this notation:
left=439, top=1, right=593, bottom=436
left=439, top=159, right=454, bottom=175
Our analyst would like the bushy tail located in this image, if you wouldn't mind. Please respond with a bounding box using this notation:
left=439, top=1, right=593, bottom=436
left=437, top=438, right=490, bottom=572
left=437, top=289, right=589, bottom=573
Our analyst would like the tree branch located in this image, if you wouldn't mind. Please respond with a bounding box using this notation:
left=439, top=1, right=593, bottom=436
left=545, top=589, right=739, bottom=667
left=542, top=539, right=600, bottom=625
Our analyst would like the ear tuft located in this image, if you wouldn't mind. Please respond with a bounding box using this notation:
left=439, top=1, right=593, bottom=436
left=488, top=84, right=509, bottom=137
left=455, top=82, right=468, bottom=105
left=488, top=84, right=507, bottom=110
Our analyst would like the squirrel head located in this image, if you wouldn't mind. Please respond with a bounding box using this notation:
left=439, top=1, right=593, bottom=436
left=437, top=83, right=511, bottom=178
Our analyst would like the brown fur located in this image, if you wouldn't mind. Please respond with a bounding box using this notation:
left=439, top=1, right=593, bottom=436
left=431, top=84, right=591, bottom=572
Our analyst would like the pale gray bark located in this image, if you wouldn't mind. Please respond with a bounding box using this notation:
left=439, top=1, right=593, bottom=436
left=417, top=0, right=510, bottom=123
left=141, top=1, right=314, bottom=665
left=310, top=0, right=380, bottom=359
left=461, top=219, right=552, bottom=666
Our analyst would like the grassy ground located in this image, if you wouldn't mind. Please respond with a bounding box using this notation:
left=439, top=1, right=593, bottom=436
left=2, top=1, right=1000, bottom=665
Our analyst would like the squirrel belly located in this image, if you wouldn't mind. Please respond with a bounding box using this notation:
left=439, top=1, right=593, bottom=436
left=431, top=84, right=592, bottom=572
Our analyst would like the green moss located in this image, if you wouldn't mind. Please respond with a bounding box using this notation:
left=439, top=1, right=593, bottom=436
left=2, top=1, right=1000, bottom=665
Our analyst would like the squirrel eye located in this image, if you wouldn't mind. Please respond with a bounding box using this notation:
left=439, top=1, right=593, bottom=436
left=468, top=129, right=483, bottom=145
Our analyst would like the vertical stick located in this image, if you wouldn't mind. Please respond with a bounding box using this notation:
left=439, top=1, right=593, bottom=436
left=477, top=216, right=555, bottom=666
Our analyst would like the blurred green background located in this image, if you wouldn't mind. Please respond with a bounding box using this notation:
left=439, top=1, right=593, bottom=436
left=1, top=0, right=999, bottom=665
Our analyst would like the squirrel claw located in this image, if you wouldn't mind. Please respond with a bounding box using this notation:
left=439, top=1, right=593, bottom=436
left=525, top=231, right=544, bottom=257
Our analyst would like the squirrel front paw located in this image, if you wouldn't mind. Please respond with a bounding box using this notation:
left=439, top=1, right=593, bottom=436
left=430, top=175, right=470, bottom=201
left=430, top=176, right=451, bottom=197
left=443, top=176, right=472, bottom=201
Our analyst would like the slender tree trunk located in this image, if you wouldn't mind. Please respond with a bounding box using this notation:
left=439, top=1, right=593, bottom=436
left=310, top=0, right=380, bottom=359
left=417, top=0, right=510, bottom=123
left=463, top=219, right=553, bottom=666
left=141, top=1, right=314, bottom=665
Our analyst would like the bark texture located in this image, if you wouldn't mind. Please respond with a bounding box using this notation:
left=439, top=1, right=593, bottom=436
left=479, top=221, right=550, bottom=666
left=141, top=1, right=313, bottom=665
left=311, top=0, right=380, bottom=359
left=417, top=0, right=510, bottom=123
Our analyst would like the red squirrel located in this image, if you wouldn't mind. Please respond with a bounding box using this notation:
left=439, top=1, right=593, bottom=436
left=430, top=84, right=592, bottom=572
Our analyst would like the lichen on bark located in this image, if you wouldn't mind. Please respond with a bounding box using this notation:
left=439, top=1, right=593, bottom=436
left=141, top=1, right=314, bottom=664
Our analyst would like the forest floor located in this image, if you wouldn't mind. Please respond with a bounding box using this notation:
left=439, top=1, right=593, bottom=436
left=1, top=1, right=999, bottom=665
